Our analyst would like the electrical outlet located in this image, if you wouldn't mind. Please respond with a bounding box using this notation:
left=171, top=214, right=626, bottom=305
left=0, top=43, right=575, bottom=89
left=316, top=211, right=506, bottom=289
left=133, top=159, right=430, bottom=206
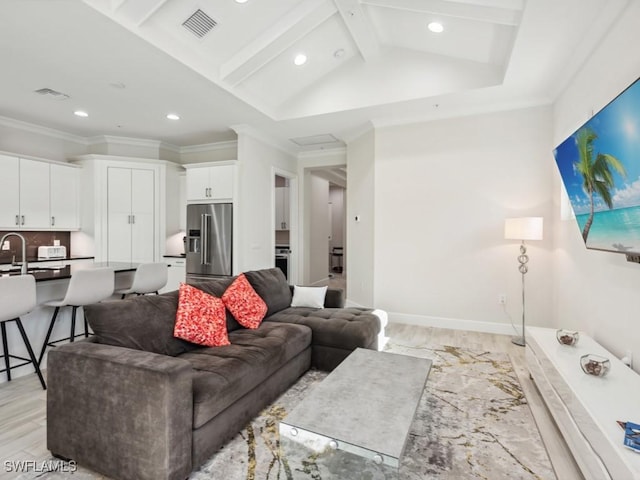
left=498, top=294, right=507, bottom=305
left=1, top=241, right=9, bottom=251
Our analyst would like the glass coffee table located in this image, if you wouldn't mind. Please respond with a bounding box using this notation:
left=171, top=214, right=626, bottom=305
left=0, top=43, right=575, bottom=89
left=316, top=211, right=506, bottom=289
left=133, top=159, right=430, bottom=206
left=279, top=348, right=431, bottom=478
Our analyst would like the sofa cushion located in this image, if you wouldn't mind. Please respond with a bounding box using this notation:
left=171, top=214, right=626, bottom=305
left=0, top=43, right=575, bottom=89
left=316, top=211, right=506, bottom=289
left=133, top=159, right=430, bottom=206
left=85, top=291, right=200, bottom=356
left=244, top=268, right=292, bottom=317
left=174, top=283, right=230, bottom=347
left=187, top=276, right=242, bottom=332
left=266, top=307, right=381, bottom=352
left=180, top=322, right=311, bottom=429
left=222, top=273, right=268, bottom=329
left=291, top=285, right=328, bottom=308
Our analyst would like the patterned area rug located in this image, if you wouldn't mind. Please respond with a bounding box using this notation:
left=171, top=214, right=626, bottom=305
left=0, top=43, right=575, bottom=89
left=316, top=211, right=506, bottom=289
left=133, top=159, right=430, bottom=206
left=21, top=342, right=555, bottom=480
left=192, top=341, right=555, bottom=480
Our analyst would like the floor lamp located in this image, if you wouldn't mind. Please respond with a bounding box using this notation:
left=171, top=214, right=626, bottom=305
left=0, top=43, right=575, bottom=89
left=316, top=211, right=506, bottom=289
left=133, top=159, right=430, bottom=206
left=504, top=217, right=543, bottom=347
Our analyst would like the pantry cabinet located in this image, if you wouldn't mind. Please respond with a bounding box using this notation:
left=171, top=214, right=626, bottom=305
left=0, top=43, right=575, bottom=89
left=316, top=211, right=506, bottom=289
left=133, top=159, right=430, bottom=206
left=0, top=153, right=79, bottom=230
left=73, top=155, right=167, bottom=263
left=186, top=163, right=235, bottom=202
left=107, top=167, right=155, bottom=263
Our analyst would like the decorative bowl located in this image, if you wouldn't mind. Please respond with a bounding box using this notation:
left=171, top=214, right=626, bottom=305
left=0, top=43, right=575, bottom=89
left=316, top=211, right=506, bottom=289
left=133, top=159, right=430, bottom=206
left=580, top=354, right=611, bottom=377
left=556, top=329, right=579, bottom=346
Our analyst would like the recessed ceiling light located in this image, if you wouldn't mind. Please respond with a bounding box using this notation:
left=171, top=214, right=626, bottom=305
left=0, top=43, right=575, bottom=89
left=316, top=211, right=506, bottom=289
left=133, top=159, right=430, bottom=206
left=294, top=53, right=307, bottom=66
left=74, top=110, right=88, bottom=117
left=235, top=0, right=248, bottom=3
left=166, top=113, right=180, bottom=120
left=428, top=22, right=444, bottom=33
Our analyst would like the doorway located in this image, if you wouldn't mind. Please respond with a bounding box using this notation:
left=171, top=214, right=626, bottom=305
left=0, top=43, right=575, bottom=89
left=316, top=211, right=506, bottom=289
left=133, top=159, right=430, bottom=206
left=272, top=169, right=298, bottom=284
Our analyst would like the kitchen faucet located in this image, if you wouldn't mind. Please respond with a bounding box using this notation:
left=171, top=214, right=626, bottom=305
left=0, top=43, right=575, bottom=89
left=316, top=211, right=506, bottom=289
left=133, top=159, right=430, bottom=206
left=0, top=232, right=27, bottom=275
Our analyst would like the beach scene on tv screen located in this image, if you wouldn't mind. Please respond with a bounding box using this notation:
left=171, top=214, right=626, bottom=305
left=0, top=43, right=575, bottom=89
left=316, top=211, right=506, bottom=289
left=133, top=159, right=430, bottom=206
left=554, top=78, right=640, bottom=254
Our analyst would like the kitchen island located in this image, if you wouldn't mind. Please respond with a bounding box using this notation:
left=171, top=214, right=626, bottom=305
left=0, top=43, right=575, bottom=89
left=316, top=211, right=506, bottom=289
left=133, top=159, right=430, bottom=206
left=0, top=261, right=142, bottom=385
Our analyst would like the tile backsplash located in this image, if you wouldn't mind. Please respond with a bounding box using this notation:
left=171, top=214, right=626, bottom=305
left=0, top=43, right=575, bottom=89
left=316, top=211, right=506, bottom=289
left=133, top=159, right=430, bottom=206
left=0, top=231, right=71, bottom=262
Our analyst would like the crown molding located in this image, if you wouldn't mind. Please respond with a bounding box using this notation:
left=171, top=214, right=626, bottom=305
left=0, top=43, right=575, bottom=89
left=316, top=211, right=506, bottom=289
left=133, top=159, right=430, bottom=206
left=180, top=140, right=238, bottom=155
left=231, top=124, right=298, bottom=156
left=0, top=115, right=89, bottom=145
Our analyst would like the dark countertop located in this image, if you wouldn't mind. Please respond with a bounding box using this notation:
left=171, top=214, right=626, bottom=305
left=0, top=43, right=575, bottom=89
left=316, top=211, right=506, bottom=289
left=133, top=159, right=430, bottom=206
left=163, top=254, right=186, bottom=258
left=0, top=255, right=95, bottom=266
left=0, top=261, right=138, bottom=283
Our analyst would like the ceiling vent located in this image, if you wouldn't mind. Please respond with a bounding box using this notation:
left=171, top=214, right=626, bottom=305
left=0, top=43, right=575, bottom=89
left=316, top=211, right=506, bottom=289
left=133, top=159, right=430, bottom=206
left=182, top=9, right=217, bottom=38
left=34, top=88, right=70, bottom=100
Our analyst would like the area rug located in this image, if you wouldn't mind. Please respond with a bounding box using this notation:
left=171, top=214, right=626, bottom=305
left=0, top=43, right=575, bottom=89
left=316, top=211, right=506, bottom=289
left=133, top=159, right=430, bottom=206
left=193, top=341, right=555, bottom=480
left=21, top=342, right=555, bottom=480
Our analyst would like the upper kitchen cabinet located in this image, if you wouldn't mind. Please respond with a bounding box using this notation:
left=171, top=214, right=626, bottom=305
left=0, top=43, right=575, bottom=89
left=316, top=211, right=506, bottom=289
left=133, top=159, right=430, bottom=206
left=0, top=153, right=79, bottom=230
left=185, top=162, right=235, bottom=202
left=0, top=154, right=20, bottom=228
left=275, top=185, right=290, bottom=231
left=50, top=163, right=79, bottom=229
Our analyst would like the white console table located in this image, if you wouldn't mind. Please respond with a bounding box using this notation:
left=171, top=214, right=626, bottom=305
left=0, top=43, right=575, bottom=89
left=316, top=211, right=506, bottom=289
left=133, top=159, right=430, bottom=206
left=526, top=327, right=640, bottom=480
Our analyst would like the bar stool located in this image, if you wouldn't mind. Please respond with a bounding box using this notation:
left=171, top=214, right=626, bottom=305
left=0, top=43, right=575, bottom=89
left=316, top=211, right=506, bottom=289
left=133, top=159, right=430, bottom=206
left=38, top=267, right=114, bottom=366
left=0, top=275, right=46, bottom=390
left=114, top=262, right=168, bottom=299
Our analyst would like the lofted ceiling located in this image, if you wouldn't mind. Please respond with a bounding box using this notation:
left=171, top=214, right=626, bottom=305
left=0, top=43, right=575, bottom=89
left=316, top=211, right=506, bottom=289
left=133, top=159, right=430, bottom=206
left=0, top=0, right=631, bottom=150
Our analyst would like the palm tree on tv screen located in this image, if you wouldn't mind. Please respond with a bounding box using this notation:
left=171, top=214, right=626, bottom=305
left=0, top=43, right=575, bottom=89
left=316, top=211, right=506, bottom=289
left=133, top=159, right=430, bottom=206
left=575, top=127, right=626, bottom=242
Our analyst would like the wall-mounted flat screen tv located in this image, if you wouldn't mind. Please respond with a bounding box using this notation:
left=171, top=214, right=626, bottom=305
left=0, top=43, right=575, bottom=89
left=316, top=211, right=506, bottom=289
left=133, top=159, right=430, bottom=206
left=554, top=76, right=640, bottom=256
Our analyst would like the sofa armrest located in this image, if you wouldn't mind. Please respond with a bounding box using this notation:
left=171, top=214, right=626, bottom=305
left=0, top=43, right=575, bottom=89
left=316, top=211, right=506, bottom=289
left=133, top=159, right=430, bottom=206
left=324, top=288, right=344, bottom=308
left=47, top=340, right=193, bottom=480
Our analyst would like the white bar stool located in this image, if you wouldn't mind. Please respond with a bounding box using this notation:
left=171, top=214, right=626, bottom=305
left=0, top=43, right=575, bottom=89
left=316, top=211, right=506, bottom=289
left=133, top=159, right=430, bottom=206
left=38, top=267, right=114, bottom=365
left=0, top=274, right=46, bottom=390
left=114, top=262, right=168, bottom=299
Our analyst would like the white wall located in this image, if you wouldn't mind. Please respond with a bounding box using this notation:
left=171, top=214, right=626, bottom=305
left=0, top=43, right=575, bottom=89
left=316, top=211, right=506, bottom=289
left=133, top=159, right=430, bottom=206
left=551, top=1, right=640, bottom=366
left=346, top=129, right=375, bottom=307
left=235, top=129, right=297, bottom=273
left=372, top=106, right=554, bottom=332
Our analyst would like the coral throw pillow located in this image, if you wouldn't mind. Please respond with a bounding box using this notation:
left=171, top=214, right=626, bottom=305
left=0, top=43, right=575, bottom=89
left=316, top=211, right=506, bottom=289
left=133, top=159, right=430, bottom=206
left=222, top=273, right=268, bottom=329
left=174, top=283, right=230, bottom=347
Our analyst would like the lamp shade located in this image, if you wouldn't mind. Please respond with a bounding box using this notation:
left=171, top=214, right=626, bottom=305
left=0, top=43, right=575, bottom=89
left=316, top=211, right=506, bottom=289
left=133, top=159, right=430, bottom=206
left=504, top=217, right=543, bottom=241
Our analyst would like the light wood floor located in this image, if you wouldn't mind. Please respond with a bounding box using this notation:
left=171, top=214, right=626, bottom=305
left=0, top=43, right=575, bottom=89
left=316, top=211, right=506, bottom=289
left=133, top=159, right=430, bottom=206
left=0, top=324, right=583, bottom=480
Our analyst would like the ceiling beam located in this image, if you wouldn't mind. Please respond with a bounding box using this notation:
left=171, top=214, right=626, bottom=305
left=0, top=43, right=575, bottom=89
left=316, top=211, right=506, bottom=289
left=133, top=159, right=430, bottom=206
left=362, top=0, right=523, bottom=26
left=220, top=0, right=337, bottom=86
left=112, top=0, right=170, bottom=26
left=333, top=0, right=380, bottom=61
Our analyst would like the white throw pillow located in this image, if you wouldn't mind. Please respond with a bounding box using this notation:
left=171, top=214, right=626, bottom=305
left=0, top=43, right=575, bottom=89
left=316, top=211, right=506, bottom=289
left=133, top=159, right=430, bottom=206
left=291, top=285, right=328, bottom=309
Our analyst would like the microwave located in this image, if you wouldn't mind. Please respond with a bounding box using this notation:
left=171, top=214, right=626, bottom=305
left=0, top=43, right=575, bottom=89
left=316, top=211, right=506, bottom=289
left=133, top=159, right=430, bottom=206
left=38, top=245, right=67, bottom=259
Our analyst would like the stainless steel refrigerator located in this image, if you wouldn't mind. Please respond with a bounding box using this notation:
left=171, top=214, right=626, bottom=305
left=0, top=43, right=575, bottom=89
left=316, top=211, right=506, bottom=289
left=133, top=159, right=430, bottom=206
left=186, top=203, right=232, bottom=279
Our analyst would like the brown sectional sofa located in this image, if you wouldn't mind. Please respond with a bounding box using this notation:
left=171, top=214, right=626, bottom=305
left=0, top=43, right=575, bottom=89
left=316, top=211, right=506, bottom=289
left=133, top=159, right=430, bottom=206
left=46, top=268, right=384, bottom=480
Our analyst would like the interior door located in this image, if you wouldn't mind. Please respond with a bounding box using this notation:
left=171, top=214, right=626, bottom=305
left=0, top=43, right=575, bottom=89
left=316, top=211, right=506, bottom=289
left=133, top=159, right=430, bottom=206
left=130, top=168, right=155, bottom=263
left=107, top=167, right=133, bottom=262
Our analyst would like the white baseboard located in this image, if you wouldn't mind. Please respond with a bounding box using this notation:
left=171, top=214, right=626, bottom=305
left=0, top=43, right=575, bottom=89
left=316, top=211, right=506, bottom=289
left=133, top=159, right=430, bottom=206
left=388, top=312, right=517, bottom=336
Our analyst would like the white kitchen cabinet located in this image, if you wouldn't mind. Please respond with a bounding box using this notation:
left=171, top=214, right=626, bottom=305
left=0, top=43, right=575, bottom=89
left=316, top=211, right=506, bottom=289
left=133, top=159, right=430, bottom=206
left=50, top=163, right=79, bottom=229
left=19, top=159, right=50, bottom=228
left=0, top=154, right=20, bottom=228
left=0, top=154, right=78, bottom=230
left=107, top=167, right=155, bottom=263
left=186, top=163, right=234, bottom=202
left=275, top=186, right=290, bottom=230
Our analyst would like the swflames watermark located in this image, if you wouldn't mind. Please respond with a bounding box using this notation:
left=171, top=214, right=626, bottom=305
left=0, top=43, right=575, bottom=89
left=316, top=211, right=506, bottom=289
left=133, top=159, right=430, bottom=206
left=4, top=459, right=77, bottom=473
